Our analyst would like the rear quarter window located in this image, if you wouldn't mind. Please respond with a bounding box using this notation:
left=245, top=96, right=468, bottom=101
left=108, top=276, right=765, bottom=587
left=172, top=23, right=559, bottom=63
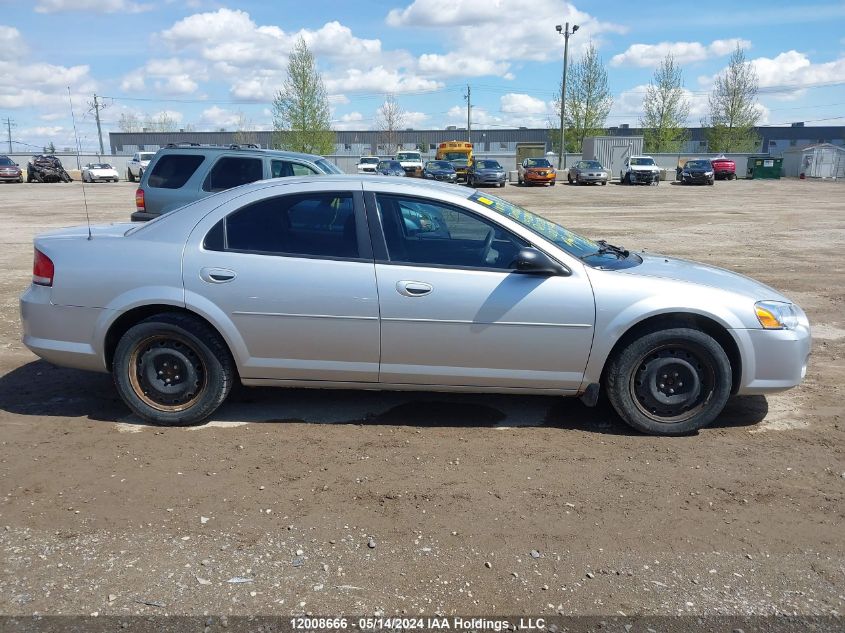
left=147, top=155, right=205, bottom=189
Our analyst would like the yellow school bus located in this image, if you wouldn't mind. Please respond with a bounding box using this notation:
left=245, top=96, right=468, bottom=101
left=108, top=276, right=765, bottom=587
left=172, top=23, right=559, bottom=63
left=435, top=141, right=473, bottom=181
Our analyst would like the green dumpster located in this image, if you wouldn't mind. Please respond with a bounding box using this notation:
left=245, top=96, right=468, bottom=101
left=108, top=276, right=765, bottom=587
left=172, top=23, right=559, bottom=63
left=746, top=156, right=782, bottom=179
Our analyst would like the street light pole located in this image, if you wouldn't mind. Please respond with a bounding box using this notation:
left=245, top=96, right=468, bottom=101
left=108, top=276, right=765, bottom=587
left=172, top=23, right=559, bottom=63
left=556, top=22, right=578, bottom=170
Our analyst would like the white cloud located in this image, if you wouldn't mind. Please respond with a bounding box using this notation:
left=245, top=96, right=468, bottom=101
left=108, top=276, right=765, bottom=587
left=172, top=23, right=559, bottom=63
left=120, top=58, right=207, bottom=97
left=611, top=38, right=751, bottom=67
left=35, top=0, right=151, bottom=13
left=0, top=62, right=95, bottom=109
left=697, top=51, right=845, bottom=100
left=500, top=93, right=550, bottom=115
left=418, top=52, right=510, bottom=78
left=324, top=67, right=442, bottom=94
left=0, top=26, right=26, bottom=60
left=198, top=106, right=242, bottom=130
left=612, top=84, right=707, bottom=127
left=387, top=0, right=506, bottom=27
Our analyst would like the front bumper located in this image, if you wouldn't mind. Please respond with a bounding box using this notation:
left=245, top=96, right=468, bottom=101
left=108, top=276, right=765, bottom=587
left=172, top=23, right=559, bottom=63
left=682, top=174, right=713, bottom=184
left=576, top=173, right=607, bottom=184
left=524, top=172, right=555, bottom=184
left=734, top=324, right=812, bottom=394
left=20, top=284, right=109, bottom=373
left=628, top=171, right=659, bottom=184
left=473, top=173, right=507, bottom=185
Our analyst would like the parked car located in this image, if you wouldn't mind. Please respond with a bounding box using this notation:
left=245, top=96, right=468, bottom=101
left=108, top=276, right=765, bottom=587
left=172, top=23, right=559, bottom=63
left=677, top=159, right=715, bottom=185
left=26, top=155, right=72, bottom=183
left=567, top=160, right=608, bottom=185
left=450, top=157, right=471, bottom=183
left=376, top=160, right=406, bottom=177
left=126, top=152, right=156, bottom=183
left=711, top=156, right=737, bottom=180
left=0, top=155, right=23, bottom=183
left=422, top=160, right=458, bottom=182
left=132, top=145, right=343, bottom=221
left=518, top=157, right=557, bottom=186
left=356, top=156, right=379, bottom=174
left=395, top=150, right=424, bottom=177
left=20, top=176, right=810, bottom=435
left=621, top=156, right=660, bottom=185
left=467, top=159, right=506, bottom=188
left=81, top=163, right=119, bottom=183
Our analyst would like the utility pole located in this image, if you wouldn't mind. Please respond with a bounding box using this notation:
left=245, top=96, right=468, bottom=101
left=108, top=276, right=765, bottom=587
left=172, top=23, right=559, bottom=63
left=555, top=22, right=579, bottom=170
left=464, top=84, right=471, bottom=146
left=3, top=117, right=12, bottom=153
left=91, top=94, right=106, bottom=156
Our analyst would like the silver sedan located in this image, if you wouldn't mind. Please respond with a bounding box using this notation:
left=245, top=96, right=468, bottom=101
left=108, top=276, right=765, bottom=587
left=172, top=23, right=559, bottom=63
left=20, top=176, right=810, bottom=435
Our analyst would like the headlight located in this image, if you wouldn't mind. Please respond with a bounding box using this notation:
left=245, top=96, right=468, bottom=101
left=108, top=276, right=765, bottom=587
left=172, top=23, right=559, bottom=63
left=682, top=171, right=689, bottom=176
left=705, top=171, right=714, bottom=176
left=755, top=300, right=803, bottom=329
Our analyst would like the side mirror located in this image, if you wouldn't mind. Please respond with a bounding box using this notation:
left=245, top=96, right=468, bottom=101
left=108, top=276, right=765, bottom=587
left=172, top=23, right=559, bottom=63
left=511, top=247, right=567, bottom=276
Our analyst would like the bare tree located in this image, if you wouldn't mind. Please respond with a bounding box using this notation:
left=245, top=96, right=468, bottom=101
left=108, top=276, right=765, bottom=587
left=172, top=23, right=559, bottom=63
left=553, top=43, right=612, bottom=153
left=233, top=111, right=258, bottom=146
left=118, top=113, right=142, bottom=133
left=703, top=44, right=761, bottom=152
left=272, top=37, right=335, bottom=155
left=375, top=94, right=406, bottom=155
left=143, top=111, right=178, bottom=132
left=640, top=54, right=690, bottom=154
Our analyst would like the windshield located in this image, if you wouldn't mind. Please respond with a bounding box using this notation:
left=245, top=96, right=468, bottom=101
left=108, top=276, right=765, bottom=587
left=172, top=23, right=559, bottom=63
left=630, top=157, right=655, bottom=166
left=139, top=153, right=155, bottom=161
left=427, top=161, right=452, bottom=170
left=90, top=163, right=112, bottom=169
left=685, top=160, right=711, bottom=169
left=475, top=160, right=502, bottom=169
left=315, top=158, right=343, bottom=174
left=360, top=157, right=379, bottom=164
left=525, top=158, right=551, bottom=168
left=579, top=161, right=602, bottom=169
left=468, top=191, right=601, bottom=258
left=442, top=152, right=469, bottom=161
left=0, top=157, right=14, bottom=166
left=396, top=152, right=420, bottom=161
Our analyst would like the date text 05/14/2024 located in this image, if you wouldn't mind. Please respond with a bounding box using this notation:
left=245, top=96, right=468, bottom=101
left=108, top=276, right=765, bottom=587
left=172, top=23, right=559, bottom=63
left=290, top=617, right=547, bottom=631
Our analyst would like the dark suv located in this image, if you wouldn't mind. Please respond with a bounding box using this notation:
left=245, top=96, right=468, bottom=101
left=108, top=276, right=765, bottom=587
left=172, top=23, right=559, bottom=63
left=132, top=145, right=343, bottom=221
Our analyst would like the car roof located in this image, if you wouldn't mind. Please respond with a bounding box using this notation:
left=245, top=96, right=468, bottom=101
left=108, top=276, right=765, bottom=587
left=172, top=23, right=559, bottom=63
left=154, top=146, right=326, bottom=161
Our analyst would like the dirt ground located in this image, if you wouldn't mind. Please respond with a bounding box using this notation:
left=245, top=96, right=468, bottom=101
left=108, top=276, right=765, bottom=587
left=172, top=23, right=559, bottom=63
left=0, top=177, right=843, bottom=621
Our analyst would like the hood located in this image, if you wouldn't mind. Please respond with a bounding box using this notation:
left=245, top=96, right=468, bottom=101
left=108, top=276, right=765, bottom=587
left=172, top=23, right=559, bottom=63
left=630, top=164, right=658, bottom=171
left=427, top=169, right=455, bottom=175
left=475, top=168, right=504, bottom=174
left=622, top=254, right=789, bottom=302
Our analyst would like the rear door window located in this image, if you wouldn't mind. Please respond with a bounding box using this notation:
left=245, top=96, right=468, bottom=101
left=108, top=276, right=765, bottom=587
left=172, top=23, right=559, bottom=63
left=147, top=155, right=205, bottom=189
left=209, top=192, right=359, bottom=259
left=202, top=156, right=264, bottom=192
left=271, top=160, right=317, bottom=178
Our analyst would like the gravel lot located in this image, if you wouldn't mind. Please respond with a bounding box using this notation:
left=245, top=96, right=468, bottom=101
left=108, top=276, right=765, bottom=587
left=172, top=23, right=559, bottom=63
left=0, top=177, right=843, bottom=620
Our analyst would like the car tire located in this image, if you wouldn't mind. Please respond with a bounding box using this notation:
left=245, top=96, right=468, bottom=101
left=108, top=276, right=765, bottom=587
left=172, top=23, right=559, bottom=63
left=550, top=180, right=556, bottom=186
left=127, top=170, right=135, bottom=183
left=518, top=177, right=523, bottom=186
left=113, top=313, right=235, bottom=426
left=138, top=168, right=144, bottom=179
left=567, top=174, right=573, bottom=184
left=605, top=327, right=732, bottom=436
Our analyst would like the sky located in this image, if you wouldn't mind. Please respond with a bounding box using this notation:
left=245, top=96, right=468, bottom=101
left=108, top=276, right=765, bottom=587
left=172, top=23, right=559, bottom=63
left=2, top=0, right=845, bottom=153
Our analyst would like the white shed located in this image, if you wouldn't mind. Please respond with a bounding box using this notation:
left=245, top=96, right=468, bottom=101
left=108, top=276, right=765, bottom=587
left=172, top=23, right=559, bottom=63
left=781, top=143, right=845, bottom=179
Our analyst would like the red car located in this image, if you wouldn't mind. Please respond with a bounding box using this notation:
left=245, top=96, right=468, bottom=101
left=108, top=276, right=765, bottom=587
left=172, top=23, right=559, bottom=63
left=0, top=155, right=23, bottom=183
left=710, top=156, right=736, bottom=180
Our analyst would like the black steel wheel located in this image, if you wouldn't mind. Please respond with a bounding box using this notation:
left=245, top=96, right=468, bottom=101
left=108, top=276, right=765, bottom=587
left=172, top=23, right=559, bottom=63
left=606, top=327, right=732, bottom=435
left=113, top=313, right=235, bottom=426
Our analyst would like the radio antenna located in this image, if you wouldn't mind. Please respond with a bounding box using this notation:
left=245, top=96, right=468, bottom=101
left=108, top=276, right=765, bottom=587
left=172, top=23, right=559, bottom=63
left=67, top=86, right=92, bottom=240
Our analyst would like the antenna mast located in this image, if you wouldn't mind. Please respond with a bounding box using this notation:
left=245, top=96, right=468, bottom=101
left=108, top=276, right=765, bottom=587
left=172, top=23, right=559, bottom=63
left=67, top=87, right=92, bottom=241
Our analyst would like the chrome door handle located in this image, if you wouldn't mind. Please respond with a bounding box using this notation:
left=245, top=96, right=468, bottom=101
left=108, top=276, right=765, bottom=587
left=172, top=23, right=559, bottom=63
left=396, top=281, right=433, bottom=297
left=200, top=267, right=237, bottom=283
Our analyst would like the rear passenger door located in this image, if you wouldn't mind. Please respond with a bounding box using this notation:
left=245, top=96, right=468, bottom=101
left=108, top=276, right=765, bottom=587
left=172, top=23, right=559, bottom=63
left=182, top=183, right=380, bottom=383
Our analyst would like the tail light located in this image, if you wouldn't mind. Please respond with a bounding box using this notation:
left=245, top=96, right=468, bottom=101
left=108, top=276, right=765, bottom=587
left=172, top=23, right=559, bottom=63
left=135, top=188, right=145, bottom=211
left=33, top=248, right=54, bottom=286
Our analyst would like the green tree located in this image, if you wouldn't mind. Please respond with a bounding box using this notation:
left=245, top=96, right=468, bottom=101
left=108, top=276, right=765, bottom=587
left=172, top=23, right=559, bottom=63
left=640, top=54, right=690, bottom=153
left=552, top=43, right=612, bottom=153
left=703, top=45, right=761, bottom=152
left=272, top=37, right=335, bottom=155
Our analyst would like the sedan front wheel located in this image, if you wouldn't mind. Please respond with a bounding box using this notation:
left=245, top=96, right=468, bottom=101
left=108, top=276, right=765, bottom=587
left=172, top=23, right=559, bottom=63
left=113, top=313, right=235, bottom=426
left=606, top=327, right=732, bottom=435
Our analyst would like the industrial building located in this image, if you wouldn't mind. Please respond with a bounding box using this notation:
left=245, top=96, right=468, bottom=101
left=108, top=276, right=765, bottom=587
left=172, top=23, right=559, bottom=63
left=109, top=125, right=845, bottom=158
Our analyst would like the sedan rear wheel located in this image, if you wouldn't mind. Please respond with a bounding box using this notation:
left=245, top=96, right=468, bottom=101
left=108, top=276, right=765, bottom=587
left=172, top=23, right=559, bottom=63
left=113, top=313, right=234, bottom=426
left=606, top=327, right=731, bottom=435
